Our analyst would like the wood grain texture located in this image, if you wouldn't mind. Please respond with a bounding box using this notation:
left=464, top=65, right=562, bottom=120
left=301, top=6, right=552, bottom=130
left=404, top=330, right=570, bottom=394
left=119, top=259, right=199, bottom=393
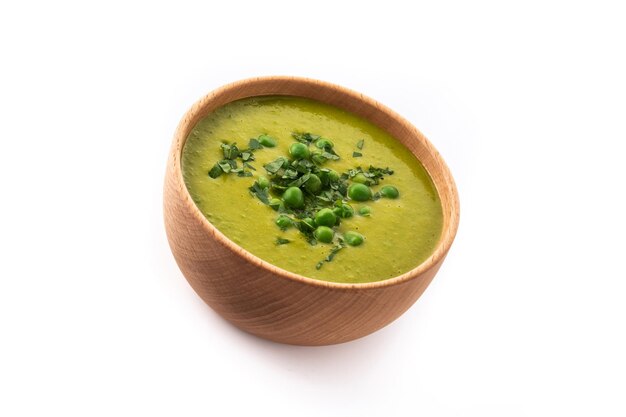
left=163, top=76, right=460, bottom=345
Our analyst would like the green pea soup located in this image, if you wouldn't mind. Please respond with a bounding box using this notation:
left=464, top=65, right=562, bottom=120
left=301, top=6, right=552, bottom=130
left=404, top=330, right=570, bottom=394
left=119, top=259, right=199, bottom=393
left=182, top=96, right=443, bottom=283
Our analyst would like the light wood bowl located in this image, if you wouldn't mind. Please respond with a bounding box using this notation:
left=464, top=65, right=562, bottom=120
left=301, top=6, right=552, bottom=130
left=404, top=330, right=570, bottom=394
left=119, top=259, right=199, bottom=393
left=164, top=76, right=460, bottom=345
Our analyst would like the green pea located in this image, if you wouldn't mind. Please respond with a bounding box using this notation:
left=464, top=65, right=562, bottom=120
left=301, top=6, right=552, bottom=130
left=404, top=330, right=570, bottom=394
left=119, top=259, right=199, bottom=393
left=257, top=176, right=270, bottom=189
left=352, top=173, right=368, bottom=184
left=359, top=206, right=372, bottom=216
left=319, top=169, right=339, bottom=186
left=282, top=186, right=304, bottom=208
left=380, top=185, right=399, bottom=199
left=327, top=170, right=340, bottom=183
left=315, top=138, right=334, bottom=149
left=300, top=217, right=315, bottom=231
left=289, top=142, right=310, bottom=159
left=258, top=134, right=277, bottom=147
left=348, top=183, right=372, bottom=201
left=276, top=215, right=292, bottom=229
left=314, top=226, right=334, bottom=243
left=304, top=174, right=322, bottom=194
left=315, top=208, right=337, bottom=227
left=333, top=203, right=354, bottom=219
left=269, top=198, right=282, bottom=211
left=344, top=231, right=364, bottom=246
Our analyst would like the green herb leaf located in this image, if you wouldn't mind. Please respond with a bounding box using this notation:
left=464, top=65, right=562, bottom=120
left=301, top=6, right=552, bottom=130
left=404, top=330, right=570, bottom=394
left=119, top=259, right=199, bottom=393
left=208, top=164, right=223, bottom=179
left=282, top=168, right=299, bottom=179
left=321, top=151, right=340, bottom=161
left=221, top=143, right=240, bottom=160
left=293, top=159, right=315, bottom=173
left=249, top=182, right=270, bottom=205
left=269, top=199, right=282, bottom=211
left=276, top=237, right=291, bottom=245
left=218, top=159, right=236, bottom=173
left=208, top=139, right=264, bottom=179
left=310, top=154, right=323, bottom=165
left=264, top=157, right=288, bottom=174
left=352, top=152, right=362, bottom=157
left=292, top=132, right=320, bottom=145
left=248, top=138, right=262, bottom=150
left=357, top=139, right=364, bottom=150
left=366, top=166, right=394, bottom=184
left=315, top=239, right=346, bottom=269
left=288, top=172, right=311, bottom=188
left=271, top=182, right=288, bottom=191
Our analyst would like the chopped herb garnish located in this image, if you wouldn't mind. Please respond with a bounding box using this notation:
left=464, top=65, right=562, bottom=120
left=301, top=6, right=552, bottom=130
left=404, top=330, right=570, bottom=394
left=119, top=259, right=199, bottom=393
left=321, top=151, right=340, bottom=161
left=352, top=139, right=365, bottom=158
left=282, top=168, right=299, bottom=179
left=207, top=130, right=399, bottom=270
left=221, top=143, right=240, bottom=160
left=207, top=135, right=273, bottom=179
left=248, top=138, right=263, bottom=150
left=292, top=132, right=320, bottom=145
left=316, top=239, right=346, bottom=270
left=343, top=165, right=395, bottom=185
left=269, top=198, right=282, bottom=211
left=218, top=159, right=235, bottom=173
left=249, top=182, right=270, bottom=204
left=288, top=172, right=311, bottom=188
left=208, top=163, right=223, bottom=178
left=264, top=157, right=287, bottom=174
left=366, top=166, right=394, bottom=184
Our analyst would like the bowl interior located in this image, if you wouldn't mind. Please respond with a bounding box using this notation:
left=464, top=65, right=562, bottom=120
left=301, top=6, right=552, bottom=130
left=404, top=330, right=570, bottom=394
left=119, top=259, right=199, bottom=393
left=172, top=76, right=459, bottom=288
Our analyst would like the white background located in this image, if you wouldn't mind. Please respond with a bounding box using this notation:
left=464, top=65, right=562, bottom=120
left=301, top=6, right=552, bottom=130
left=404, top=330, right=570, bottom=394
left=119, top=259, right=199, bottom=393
left=1, top=1, right=625, bottom=416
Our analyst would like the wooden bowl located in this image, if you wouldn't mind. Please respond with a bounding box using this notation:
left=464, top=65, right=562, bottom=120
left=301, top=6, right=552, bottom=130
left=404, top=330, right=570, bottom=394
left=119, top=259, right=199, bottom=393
left=164, top=76, right=460, bottom=345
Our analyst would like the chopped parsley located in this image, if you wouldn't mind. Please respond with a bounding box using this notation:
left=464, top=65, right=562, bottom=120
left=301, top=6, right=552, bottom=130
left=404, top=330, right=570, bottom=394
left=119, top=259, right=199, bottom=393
left=316, top=239, right=346, bottom=270
left=207, top=131, right=399, bottom=269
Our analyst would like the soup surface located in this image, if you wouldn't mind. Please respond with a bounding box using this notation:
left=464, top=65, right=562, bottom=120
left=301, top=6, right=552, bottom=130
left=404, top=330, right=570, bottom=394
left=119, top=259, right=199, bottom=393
left=182, top=96, right=442, bottom=283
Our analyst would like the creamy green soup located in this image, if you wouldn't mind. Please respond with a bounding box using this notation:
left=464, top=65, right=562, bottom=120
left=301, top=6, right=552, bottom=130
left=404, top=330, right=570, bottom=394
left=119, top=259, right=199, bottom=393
left=182, top=96, right=442, bottom=283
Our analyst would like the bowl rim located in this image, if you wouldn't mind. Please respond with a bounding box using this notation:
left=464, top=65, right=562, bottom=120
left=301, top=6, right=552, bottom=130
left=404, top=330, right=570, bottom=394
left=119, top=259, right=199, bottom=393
left=170, top=75, right=460, bottom=290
